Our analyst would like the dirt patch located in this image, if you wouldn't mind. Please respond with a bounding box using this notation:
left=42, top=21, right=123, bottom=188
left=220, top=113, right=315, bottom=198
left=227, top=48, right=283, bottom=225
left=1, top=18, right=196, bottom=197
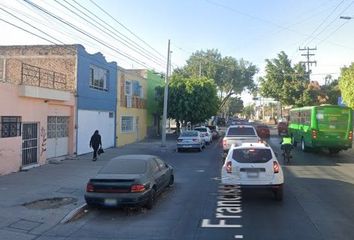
left=23, top=197, right=77, bottom=209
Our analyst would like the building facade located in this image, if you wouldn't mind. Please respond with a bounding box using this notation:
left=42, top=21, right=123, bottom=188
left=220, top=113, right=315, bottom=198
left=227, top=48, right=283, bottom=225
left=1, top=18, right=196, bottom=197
left=117, top=68, right=147, bottom=146
left=0, top=45, right=77, bottom=175
left=76, top=46, right=117, bottom=155
left=146, top=70, right=164, bottom=137
left=0, top=44, right=117, bottom=175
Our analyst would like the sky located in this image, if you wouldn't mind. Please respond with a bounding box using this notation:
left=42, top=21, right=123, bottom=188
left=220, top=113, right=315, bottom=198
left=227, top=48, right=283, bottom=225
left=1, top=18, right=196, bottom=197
left=0, top=0, right=353, bottom=104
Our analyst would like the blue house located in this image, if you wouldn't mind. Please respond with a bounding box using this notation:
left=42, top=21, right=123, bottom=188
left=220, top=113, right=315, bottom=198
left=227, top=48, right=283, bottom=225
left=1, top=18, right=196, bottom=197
left=76, top=45, right=118, bottom=155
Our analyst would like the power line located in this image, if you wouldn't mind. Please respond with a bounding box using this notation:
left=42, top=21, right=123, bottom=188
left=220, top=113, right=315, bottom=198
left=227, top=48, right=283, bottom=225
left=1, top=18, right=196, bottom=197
left=23, top=0, right=157, bottom=70
left=89, top=0, right=166, bottom=60
left=61, top=0, right=167, bottom=67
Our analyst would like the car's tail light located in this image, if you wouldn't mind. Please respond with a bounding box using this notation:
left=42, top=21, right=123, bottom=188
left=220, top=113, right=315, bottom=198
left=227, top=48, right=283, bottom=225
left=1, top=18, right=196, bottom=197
left=131, top=184, right=146, bottom=192
left=312, top=130, right=317, bottom=139
left=349, top=131, right=353, bottom=140
left=226, top=161, right=232, bottom=173
left=273, top=161, right=280, bottom=173
left=177, top=139, right=183, bottom=143
left=86, top=183, right=94, bottom=192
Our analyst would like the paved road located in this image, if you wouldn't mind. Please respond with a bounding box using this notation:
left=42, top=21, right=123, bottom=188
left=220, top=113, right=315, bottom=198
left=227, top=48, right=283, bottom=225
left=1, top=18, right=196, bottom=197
left=37, top=131, right=354, bottom=240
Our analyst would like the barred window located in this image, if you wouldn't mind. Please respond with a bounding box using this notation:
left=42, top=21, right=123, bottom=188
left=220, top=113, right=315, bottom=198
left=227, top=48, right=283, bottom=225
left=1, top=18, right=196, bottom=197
left=1, top=116, right=21, bottom=138
left=121, top=116, right=134, bottom=133
left=89, top=65, right=108, bottom=91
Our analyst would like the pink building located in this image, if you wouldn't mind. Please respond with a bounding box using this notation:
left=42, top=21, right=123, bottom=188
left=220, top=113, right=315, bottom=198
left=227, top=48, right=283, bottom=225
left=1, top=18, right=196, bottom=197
left=0, top=45, right=77, bottom=175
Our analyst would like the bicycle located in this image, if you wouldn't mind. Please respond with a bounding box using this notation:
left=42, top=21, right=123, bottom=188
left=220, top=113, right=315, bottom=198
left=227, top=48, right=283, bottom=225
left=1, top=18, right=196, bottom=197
left=281, top=144, right=293, bottom=164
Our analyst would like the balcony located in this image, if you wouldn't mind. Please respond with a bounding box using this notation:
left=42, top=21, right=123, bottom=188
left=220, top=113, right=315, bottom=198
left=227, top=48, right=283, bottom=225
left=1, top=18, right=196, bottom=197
left=18, top=63, right=70, bottom=101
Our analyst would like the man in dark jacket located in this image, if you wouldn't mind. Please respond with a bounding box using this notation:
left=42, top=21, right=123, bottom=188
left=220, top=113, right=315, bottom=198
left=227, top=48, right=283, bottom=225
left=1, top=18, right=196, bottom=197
left=89, top=130, right=102, bottom=161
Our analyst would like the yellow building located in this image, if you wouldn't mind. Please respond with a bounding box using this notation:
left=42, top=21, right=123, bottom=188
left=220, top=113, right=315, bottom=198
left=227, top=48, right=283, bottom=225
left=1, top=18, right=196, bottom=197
left=116, top=68, right=148, bottom=146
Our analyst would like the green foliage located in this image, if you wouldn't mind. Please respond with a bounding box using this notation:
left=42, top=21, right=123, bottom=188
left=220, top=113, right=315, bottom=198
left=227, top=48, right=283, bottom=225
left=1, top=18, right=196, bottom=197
left=155, top=76, right=220, bottom=125
left=242, top=104, right=255, bottom=119
left=176, top=49, right=257, bottom=109
left=259, top=51, right=310, bottom=107
left=223, top=97, right=244, bottom=116
left=339, top=63, right=354, bottom=108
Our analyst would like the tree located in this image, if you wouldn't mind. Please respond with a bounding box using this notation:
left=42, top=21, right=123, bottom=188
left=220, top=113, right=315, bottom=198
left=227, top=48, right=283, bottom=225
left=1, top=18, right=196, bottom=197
left=259, top=51, right=309, bottom=107
left=242, top=104, right=255, bottom=119
left=339, top=63, right=354, bottom=108
left=176, top=49, right=257, bottom=109
left=155, top=76, right=220, bottom=129
left=223, top=97, right=244, bottom=117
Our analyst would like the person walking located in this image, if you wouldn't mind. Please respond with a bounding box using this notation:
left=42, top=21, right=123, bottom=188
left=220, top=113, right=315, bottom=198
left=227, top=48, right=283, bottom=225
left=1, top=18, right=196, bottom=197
left=89, top=130, right=102, bottom=161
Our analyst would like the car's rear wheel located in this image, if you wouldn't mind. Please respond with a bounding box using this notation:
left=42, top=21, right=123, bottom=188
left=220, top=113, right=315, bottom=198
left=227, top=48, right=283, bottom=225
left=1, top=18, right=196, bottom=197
left=145, top=188, right=156, bottom=209
left=273, top=187, right=283, bottom=201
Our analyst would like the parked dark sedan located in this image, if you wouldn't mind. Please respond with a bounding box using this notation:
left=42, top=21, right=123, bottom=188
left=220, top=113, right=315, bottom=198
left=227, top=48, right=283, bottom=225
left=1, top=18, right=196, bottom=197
left=256, top=124, right=270, bottom=138
left=85, top=155, right=174, bottom=209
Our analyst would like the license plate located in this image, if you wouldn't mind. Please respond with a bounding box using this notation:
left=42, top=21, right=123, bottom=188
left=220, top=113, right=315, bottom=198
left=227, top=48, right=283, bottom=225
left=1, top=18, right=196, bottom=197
left=247, top=169, right=259, bottom=178
left=183, top=145, right=192, bottom=148
left=104, top=199, right=117, bottom=206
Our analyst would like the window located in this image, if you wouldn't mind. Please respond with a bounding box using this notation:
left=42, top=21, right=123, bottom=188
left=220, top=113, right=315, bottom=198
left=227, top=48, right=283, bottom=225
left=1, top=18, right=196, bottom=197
left=227, top=127, right=256, bottom=136
left=125, top=81, right=132, bottom=96
left=89, top=65, right=108, bottom=91
left=1, top=116, right=21, bottom=138
left=121, top=116, right=134, bottom=132
left=132, top=80, right=143, bottom=98
left=232, top=148, right=272, bottom=163
left=47, top=116, right=69, bottom=139
left=154, top=158, right=167, bottom=170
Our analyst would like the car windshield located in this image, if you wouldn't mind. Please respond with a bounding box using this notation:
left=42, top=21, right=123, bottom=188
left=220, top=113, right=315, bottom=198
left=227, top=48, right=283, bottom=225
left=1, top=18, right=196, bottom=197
left=232, top=149, right=272, bottom=163
left=99, top=158, right=147, bottom=174
left=227, top=127, right=256, bottom=136
left=181, top=131, right=198, bottom=137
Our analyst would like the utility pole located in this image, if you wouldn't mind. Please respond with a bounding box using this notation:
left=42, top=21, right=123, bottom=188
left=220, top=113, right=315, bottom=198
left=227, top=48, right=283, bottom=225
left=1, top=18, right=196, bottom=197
left=299, top=46, right=317, bottom=79
left=161, top=39, right=171, bottom=147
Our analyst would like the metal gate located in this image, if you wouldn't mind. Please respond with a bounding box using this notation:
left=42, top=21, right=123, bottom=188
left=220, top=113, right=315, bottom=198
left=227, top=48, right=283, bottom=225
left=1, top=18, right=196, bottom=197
left=22, top=123, right=38, bottom=166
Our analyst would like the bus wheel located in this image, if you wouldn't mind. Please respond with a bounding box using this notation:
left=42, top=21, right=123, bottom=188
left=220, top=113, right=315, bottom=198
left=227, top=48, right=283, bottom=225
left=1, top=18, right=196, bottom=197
left=301, top=139, right=308, bottom=152
left=329, top=148, right=340, bottom=154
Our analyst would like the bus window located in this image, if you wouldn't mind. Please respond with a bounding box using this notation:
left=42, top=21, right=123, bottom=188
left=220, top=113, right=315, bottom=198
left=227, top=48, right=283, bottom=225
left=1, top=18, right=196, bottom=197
left=317, top=108, right=350, bottom=131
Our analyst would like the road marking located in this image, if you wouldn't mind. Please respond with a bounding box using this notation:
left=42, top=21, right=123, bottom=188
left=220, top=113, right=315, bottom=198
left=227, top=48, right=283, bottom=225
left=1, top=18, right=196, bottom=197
left=234, top=235, right=243, bottom=239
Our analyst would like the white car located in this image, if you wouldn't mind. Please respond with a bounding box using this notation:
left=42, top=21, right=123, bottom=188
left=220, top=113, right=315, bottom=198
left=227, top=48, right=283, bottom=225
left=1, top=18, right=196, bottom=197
left=176, top=130, right=204, bottom=152
left=194, top=127, right=212, bottom=145
left=221, top=142, right=284, bottom=201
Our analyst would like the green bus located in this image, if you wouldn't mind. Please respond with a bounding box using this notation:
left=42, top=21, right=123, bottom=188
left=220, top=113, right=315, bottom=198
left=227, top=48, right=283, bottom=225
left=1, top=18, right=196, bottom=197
left=288, top=105, right=353, bottom=154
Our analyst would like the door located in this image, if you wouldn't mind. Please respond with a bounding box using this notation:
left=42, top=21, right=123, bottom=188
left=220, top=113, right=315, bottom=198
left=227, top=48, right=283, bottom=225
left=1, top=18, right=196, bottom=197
left=22, top=123, right=38, bottom=166
left=47, top=116, right=69, bottom=158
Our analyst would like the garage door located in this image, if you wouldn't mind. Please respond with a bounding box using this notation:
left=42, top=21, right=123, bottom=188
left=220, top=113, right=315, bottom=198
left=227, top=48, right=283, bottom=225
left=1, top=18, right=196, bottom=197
left=47, top=116, right=69, bottom=159
left=77, top=110, right=115, bottom=155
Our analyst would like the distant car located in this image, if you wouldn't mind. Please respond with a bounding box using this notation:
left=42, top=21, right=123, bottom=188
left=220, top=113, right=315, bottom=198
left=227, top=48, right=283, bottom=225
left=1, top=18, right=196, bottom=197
left=222, top=125, right=260, bottom=158
left=277, top=122, right=288, bottom=136
left=85, top=155, right=174, bottom=209
left=206, top=125, right=220, bottom=139
left=176, top=130, right=204, bottom=152
left=221, top=142, right=284, bottom=201
left=256, top=125, right=270, bottom=138
left=194, top=126, right=212, bottom=145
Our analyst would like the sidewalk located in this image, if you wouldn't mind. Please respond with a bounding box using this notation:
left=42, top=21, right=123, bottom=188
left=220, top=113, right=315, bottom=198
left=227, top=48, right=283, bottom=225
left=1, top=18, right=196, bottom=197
left=0, top=137, right=177, bottom=240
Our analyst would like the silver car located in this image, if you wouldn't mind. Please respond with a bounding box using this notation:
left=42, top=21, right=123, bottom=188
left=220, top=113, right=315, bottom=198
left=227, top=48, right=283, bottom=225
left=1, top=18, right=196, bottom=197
left=177, top=130, right=204, bottom=152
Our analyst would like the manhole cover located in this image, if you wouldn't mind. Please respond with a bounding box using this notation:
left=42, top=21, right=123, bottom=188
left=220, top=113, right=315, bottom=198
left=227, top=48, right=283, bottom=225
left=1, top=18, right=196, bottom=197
left=23, top=197, right=77, bottom=209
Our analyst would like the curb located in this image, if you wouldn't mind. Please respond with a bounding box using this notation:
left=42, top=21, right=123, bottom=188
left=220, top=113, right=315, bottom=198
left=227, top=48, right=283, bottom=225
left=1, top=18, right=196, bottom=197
left=60, top=203, right=87, bottom=224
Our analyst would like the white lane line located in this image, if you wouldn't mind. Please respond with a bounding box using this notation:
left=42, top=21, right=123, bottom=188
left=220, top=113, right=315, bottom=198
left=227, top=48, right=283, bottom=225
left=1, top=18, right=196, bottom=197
left=234, top=235, right=243, bottom=239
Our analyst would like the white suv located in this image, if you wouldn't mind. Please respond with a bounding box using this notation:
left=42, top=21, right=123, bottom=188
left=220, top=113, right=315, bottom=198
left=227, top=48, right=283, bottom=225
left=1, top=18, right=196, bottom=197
left=194, top=126, right=212, bottom=145
left=221, top=142, right=284, bottom=201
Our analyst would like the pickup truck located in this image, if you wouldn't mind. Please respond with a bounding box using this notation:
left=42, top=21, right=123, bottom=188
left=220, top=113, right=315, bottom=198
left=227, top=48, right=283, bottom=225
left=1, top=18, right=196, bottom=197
left=222, top=125, right=260, bottom=158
